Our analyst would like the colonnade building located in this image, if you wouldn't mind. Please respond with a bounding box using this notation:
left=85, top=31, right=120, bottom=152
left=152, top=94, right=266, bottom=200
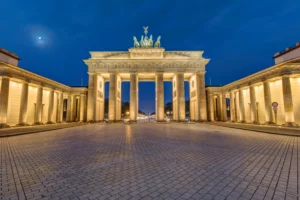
left=207, top=42, right=300, bottom=126
left=0, top=48, right=87, bottom=127
left=0, top=28, right=300, bottom=127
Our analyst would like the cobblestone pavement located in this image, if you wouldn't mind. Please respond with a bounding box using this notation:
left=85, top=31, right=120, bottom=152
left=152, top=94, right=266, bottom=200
left=0, top=123, right=299, bottom=200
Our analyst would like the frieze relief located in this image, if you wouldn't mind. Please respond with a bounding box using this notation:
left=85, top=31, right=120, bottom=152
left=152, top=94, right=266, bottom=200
left=131, top=52, right=162, bottom=58
left=88, top=62, right=204, bottom=71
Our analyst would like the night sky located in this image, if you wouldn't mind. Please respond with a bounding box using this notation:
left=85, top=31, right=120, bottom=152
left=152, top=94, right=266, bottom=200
left=1, top=0, right=300, bottom=113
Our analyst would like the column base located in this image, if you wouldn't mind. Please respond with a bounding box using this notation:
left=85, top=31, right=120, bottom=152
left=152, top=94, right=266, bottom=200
left=0, top=123, right=10, bottom=128
left=238, top=120, right=246, bottom=123
left=282, top=122, right=298, bottom=127
left=33, top=122, right=44, bottom=125
left=128, top=120, right=137, bottom=123
left=177, top=120, right=188, bottom=123
left=194, top=120, right=208, bottom=123
left=107, top=120, right=123, bottom=123
left=17, top=122, right=30, bottom=126
left=264, top=121, right=276, bottom=125
left=252, top=121, right=261, bottom=125
left=156, top=120, right=167, bottom=123
left=46, top=121, right=56, bottom=124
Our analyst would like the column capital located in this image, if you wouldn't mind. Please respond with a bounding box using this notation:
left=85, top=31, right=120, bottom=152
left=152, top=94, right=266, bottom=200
left=197, top=71, right=206, bottom=75
left=0, top=76, right=11, bottom=80
left=19, top=79, right=30, bottom=84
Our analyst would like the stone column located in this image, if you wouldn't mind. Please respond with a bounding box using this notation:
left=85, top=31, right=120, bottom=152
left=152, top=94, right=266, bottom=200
left=208, top=94, right=215, bottom=121
left=216, top=94, right=222, bottom=121
left=97, top=76, right=105, bottom=121
left=108, top=73, right=116, bottom=121
left=66, top=94, right=73, bottom=122
left=156, top=73, right=164, bottom=121
left=177, top=73, right=185, bottom=121
left=0, top=77, right=10, bottom=127
left=263, top=80, right=273, bottom=124
left=47, top=89, right=54, bottom=124
left=249, top=85, right=258, bottom=124
left=72, top=95, right=78, bottom=121
left=222, top=93, right=227, bottom=122
left=34, top=86, right=43, bottom=125
left=116, top=76, right=122, bottom=121
left=80, top=94, right=87, bottom=122
left=198, top=73, right=207, bottom=121
left=238, top=89, right=246, bottom=123
left=130, top=73, right=138, bottom=122
left=213, top=96, right=217, bottom=121
left=230, top=91, right=236, bottom=122
left=58, top=92, right=64, bottom=122
left=87, top=73, right=96, bottom=122
left=282, top=76, right=296, bottom=126
left=93, top=74, right=99, bottom=121
left=18, top=81, right=29, bottom=125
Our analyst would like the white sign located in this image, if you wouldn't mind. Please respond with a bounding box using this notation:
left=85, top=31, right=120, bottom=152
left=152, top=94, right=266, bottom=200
left=272, top=102, right=278, bottom=107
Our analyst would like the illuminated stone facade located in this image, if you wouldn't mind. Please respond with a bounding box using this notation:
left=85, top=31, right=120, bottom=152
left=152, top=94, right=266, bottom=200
left=0, top=49, right=87, bottom=127
left=207, top=42, right=300, bottom=126
left=1, top=30, right=299, bottom=127
left=84, top=47, right=209, bottom=122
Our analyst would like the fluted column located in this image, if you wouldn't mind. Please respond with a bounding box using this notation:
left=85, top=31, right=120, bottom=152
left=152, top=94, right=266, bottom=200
left=47, top=89, right=54, bottom=123
left=0, top=77, right=10, bottom=127
left=66, top=94, right=73, bottom=122
left=222, top=93, right=227, bottom=121
left=80, top=94, right=87, bottom=122
left=108, top=73, right=116, bottom=121
left=18, top=81, right=29, bottom=125
left=72, top=95, right=78, bottom=121
left=130, top=73, right=138, bottom=122
left=156, top=73, right=164, bottom=121
left=217, top=94, right=222, bottom=121
left=238, top=89, right=246, bottom=123
left=87, top=73, right=96, bottom=121
left=263, top=80, right=273, bottom=124
left=213, top=96, right=217, bottom=121
left=58, top=92, right=64, bottom=122
left=282, top=76, right=296, bottom=126
left=34, top=86, right=43, bottom=124
left=198, top=72, right=207, bottom=121
left=249, top=86, right=258, bottom=123
left=93, top=75, right=99, bottom=121
left=230, top=91, right=236, bottom=122
left=177, top=73, right=185, bottom=121
left=208, top=94, right=215, bottom=121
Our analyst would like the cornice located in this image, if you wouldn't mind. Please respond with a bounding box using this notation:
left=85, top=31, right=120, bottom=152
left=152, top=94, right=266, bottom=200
left=220, top=58, right=300, bottom=91
left=0, top=62, right=74, bottom=93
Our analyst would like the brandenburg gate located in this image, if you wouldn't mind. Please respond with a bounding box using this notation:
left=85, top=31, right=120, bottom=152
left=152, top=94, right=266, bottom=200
left=84, top=27, right=210, bottom=122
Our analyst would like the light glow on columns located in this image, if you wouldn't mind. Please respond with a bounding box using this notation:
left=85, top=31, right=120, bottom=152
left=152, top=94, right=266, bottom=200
left=11, top=81, right=16, bottom=87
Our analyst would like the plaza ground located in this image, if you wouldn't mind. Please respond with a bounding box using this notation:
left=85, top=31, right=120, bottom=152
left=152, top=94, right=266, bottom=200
left=0, top=123, right=299, bottom=200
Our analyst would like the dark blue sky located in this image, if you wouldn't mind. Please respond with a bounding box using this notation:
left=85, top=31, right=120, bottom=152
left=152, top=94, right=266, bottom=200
left=1, top=0, right=300, bottom=113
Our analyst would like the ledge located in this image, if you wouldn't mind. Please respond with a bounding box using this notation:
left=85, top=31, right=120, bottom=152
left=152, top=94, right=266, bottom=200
left=208, top=121, right=300, bottom=136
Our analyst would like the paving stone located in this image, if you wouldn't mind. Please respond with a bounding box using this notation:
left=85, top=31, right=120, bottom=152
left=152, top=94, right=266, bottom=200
left=0, top=123, right=299, bottom=200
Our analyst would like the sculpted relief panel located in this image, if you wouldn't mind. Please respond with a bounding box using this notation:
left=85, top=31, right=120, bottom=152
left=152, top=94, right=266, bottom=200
left=88, top=62, right=205, bottom=72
